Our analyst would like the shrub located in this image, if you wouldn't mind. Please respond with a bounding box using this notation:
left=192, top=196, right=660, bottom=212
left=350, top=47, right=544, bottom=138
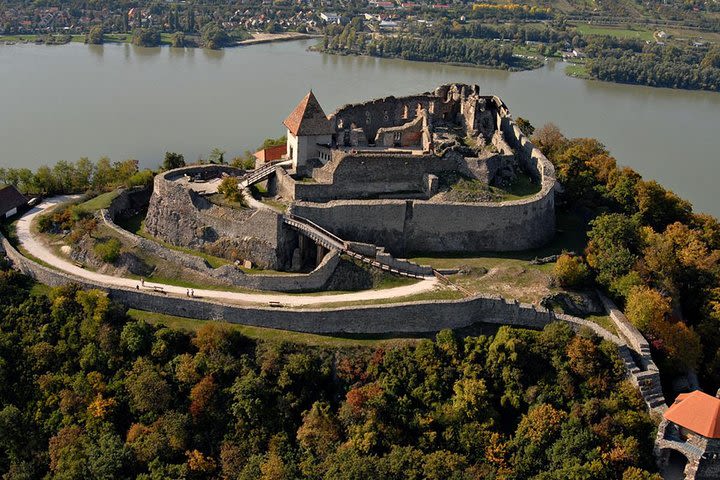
left=94, top=238, right=121, bottom=263
left=37, top=214, right=53, bottom=233
left=217, top=177, right=246, bottom=206
left=127, top=170, right=154, bottom=187
left=553, top=254, right=590, bottom=288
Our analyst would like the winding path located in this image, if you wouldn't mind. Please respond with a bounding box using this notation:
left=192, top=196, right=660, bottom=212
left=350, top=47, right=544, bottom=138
left=15, top=196, right=440, bottom=307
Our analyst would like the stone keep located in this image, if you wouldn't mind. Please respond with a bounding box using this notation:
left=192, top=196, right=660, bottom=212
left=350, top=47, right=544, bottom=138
left=283, top=91, right=335, bottom=170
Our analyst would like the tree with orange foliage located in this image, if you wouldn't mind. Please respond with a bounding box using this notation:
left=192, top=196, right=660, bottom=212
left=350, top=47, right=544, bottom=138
left=625, top=286, right=670, bottom=331
left=189, top=375, right=217, bottom=420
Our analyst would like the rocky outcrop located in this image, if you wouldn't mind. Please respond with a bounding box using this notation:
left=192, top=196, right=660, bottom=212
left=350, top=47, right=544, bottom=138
left=540, top=291, right=604, bottom=317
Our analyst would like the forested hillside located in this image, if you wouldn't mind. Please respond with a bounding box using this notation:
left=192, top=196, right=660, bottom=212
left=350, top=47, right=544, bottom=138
left=534, top=124, right=720, bottom=391
left=0, top=267, right=660, bottom=479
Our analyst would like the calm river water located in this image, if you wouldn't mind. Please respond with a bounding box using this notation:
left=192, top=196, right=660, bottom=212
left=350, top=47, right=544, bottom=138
left=1, top=39, right=718, bottom=215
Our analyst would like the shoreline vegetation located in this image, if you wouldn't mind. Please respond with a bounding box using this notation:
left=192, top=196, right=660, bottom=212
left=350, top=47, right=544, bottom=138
left=0, top=31, right=319, bottom=48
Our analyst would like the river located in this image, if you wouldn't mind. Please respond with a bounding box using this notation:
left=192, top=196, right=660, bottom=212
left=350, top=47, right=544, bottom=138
left=1, top=39, right=718, bottom=215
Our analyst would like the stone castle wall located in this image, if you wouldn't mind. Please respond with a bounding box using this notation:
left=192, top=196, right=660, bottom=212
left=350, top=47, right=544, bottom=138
left=290, top=112, right=556, bottom=256
left=330, top=85, right=499, bottom=142
left=2, top=233, right=665, bottom=411
left=297, top=152, right=453, bottom=202
left=2, top=231, right=615, bottom=337
left=102, top=208, right=341, bottom=293
left=145, top=165, right=293, bottom=270
left=106, top=185, right=153, bottom=219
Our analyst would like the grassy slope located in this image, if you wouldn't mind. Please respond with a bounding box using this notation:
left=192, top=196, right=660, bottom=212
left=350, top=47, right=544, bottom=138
left=77, top=191, right=119, bottom=212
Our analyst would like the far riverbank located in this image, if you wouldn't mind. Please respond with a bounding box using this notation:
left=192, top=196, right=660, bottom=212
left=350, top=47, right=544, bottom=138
left=0, top=31, right=319, bottom=48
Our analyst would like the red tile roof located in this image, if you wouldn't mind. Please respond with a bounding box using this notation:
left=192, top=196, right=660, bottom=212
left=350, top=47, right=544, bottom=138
left=283, top=91, right=335, bottom=136
left=253, top=143, right=287, bottom=163
left=665, top=390, right=720, bottom=439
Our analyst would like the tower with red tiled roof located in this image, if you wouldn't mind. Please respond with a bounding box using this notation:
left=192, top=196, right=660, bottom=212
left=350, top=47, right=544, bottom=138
left=283, top=91, right=335, bottom=171
left=655, top=390, right=720, bottom=479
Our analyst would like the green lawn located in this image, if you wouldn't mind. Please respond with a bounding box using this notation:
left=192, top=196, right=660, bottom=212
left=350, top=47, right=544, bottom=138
left=77, top=191, right=120, bottom=212
left=408, top=212, right=588, bottom=304
left=128, top=309, right=424, bottom=347
left=1, top=33, right=174, bottom=46
left=292, top=288, right=465, bottom=309
left=565, top=62, right=589, bottom=78
left=500, top=174, right=542, bottom=201
left=261, top=199, right=289, bottom=212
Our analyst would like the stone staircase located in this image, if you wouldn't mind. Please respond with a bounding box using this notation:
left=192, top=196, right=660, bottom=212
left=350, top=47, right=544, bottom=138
left=238, top=160, right=292, bottom=188
left=284, top=214, right=433, bottom=279
left=636, top=370, right=666, bottom=409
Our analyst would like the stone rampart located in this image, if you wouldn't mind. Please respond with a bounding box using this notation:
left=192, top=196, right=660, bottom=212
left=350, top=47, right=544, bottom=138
left=106, top=185, right=153, bottom=219
left=145, top=165, right=292, bottom=269
left=2, top=232, right=612, bottom=336
left=296, top=152, right=454, bottom=202
left=597, top=291, right=666, bottom=411
left=103, top=197, right=341, bottom=292
left=272, top=167, right=297, bottom=200
left=2, top=233, right=662, bottom=410
left=289, top=105, right=556, bottom=255
left=292, top=157, right=554, bottom=255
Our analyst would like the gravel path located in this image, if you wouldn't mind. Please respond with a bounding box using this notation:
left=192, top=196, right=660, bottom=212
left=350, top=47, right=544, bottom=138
left=15, top=196, right=440, bottom=307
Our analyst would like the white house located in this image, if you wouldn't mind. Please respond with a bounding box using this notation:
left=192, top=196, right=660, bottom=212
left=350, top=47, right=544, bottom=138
left=320, top=12, right=341, bottom=24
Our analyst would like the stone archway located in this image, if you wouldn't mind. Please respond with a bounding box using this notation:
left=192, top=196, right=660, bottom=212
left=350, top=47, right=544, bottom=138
left=660, top=448, right=690, bottom=480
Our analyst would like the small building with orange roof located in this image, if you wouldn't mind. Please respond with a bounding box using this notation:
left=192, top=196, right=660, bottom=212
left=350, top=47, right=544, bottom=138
left=252, top=143, right=287, bottom=168
left=655, top=390, right=720, bottom=479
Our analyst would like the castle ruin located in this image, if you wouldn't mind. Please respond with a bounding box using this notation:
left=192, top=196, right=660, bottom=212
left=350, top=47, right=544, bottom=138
left=144, top=84, right=557, bottom=279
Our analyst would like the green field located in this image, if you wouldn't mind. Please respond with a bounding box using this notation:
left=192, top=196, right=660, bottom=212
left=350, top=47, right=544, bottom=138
left=0, top=32, right=175, bottom=46
left=571, top=23, right=654, bottom=41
